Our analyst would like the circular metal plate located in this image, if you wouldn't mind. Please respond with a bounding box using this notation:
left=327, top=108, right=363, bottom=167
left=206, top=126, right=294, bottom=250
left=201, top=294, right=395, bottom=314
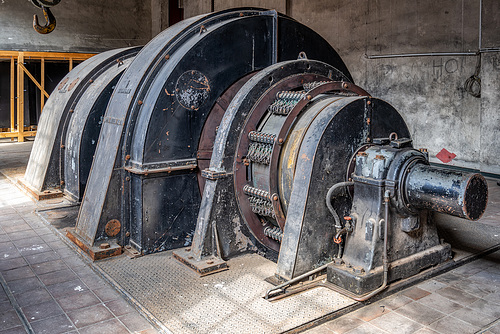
left=105, top=219, right=121, bottom=237
left=175, top=70, right=211, bottom=110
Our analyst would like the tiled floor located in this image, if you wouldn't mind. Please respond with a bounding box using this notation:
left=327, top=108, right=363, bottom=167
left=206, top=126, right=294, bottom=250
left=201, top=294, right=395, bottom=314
left=304, top=254, right=500, bottom=334
left=0, top=170, right=159, bottom=334
left=480, top=178, right=500, bottom=228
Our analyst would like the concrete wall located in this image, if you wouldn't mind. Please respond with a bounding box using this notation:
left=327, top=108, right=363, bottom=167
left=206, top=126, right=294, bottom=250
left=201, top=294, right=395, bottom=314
left=1, top=1, right=497, bottom=174
left=184, top=0, right=499, bottom=174
left=0, top=0, right=153, bottom=52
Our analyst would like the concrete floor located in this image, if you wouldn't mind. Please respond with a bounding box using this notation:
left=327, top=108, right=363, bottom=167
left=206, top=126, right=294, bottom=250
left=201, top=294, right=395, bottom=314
left=0, top=139, right=499, bottom=334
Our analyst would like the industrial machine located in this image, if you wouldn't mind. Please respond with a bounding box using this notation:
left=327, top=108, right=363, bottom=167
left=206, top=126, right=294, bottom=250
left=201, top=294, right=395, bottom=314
left=25, top=8, right=488, bottom=298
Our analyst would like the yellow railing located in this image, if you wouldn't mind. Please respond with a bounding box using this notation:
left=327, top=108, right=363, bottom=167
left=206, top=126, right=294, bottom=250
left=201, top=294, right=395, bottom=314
left=0, top=51, right=96, bottom=142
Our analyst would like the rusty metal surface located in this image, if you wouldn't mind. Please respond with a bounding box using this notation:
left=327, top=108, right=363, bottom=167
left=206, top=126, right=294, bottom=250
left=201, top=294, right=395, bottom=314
left=197, top=72, right=256, bottom=194
left=406, top=164, right=488, bottom=220
left=66, top=227, right=122, bottom=261
left=96, top=251, right=355, bottom=334
left=105, top=219, right=121, bottom=237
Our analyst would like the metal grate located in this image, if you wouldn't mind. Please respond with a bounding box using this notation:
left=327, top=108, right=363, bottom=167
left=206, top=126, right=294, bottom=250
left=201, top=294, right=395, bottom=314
left=97, top=251, right=355, bottom=334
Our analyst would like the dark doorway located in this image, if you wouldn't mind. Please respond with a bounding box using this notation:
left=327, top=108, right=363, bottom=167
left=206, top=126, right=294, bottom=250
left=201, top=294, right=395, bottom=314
left=169, top=0, right=184, bottom=26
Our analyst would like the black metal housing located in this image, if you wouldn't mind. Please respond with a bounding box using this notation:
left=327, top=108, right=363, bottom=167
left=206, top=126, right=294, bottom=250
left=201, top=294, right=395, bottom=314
left=23, top=47, right=140, bottom=199
left=327, top=144, right=487, bottom=295
left=74, top=8, right=353, bottom=254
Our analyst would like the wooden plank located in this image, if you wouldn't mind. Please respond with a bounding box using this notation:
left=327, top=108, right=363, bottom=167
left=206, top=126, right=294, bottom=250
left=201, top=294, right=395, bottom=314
left=41, top=58, right=45, bottom=112
left=0, top=50, right=96, bottom=60
left=0, top=50, right=96, bottom=141
left=17, top=53, right=24, bottom=142
left=10, top=56, right=15, bottom=132
left=0, top=131, right=36, bottom=138
left=18, top=63, right=49, bottom=99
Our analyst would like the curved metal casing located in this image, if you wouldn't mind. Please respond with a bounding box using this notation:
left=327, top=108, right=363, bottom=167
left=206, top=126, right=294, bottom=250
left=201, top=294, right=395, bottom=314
left=63, top=54, right=139, bottom=201
left=184, top=60, right=350, bottom=265
left=276, top=97, right=411, bottom=279
left=75, top=8, right=353, bottom=253
left=23, top=47, right=141, bottom=200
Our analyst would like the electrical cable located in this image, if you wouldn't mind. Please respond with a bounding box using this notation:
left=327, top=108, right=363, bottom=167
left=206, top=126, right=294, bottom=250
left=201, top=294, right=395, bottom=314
left=464, top=54, right=481, bottom=98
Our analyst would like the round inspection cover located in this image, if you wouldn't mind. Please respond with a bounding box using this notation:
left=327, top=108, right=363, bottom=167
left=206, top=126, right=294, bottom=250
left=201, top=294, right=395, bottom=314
left=105, top=219, right=121, bottom=237
left=175, top=70, right=211, bottom=110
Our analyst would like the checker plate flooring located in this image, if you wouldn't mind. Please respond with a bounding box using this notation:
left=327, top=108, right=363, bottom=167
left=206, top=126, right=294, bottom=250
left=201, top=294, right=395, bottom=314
left=96, top=251, right=356, bottom=334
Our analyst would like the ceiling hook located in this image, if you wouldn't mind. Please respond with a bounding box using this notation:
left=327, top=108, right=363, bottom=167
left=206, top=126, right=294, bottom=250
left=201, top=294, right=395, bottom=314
left=33, top=6, right=57, bottom=34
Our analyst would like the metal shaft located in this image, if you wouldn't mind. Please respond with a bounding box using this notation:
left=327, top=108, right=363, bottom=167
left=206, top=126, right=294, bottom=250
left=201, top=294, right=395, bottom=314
left=405, top=164, right=488, bottom=221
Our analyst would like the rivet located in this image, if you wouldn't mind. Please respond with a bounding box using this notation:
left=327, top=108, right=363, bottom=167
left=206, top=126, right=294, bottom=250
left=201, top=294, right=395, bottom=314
left=306, top=95, right=312, bottom=100
left=60, top=144, right=65, bottom=149
left=138, top=100, right=143, bottom=105
left=100, top=243, right=110, bottom=249
left=69, top=109, right=74, bottom=113
left=342, top=82, right=348, bottom=89
left=206, top=260, right=214, bottom=264
left=278, top=138, right=284, bottom=144
left=89, top=79, right=93, bottom=83
left=366, top=137, right=371, bottom=142
left=165, top=54, right=170, bottom=60
left=273, top=195, right=278, bottom=201
left=125, top=232, right=130, bottom=237
left=125, top=176, right=130, bottom=181
left=367, top=100, right=371, bottom=105
left=60, top=180, right=64, bottom=185
left=125, top=155, right=131, bottom=160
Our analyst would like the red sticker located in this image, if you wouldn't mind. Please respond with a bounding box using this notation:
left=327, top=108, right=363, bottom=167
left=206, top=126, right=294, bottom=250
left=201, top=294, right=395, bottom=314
left=436, top=148, right=456, bottom=163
